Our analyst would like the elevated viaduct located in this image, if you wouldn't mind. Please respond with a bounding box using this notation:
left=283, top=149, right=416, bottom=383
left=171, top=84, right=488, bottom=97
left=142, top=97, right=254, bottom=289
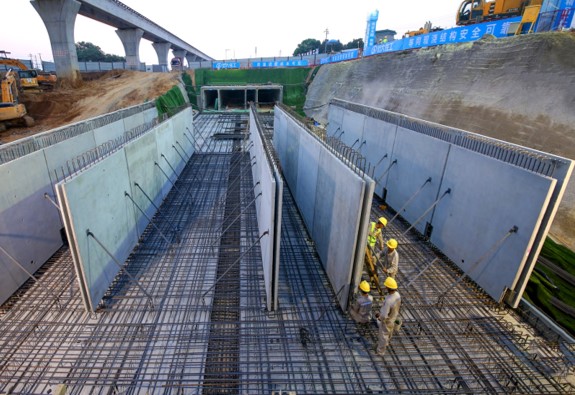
left=31, top=0, right=213, bottom=82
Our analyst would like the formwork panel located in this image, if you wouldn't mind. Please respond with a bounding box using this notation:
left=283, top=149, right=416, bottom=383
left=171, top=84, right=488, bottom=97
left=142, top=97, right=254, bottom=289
left=361, top=116, right=398, bottom=197
left=124, top=131, right=162, bottom=237
left=0, top=151, right=63, bottom=305
left=431, top=146, right=556, bottom=301
left=386, top=127, right=450, bottom=234
left=57, top=148, right=138, bottom=312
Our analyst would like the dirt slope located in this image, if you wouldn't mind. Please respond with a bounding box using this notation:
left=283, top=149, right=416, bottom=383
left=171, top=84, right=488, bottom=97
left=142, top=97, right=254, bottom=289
left=305, top=32, right=575, bottom=249
left=0, top=70, right=183, bottom=144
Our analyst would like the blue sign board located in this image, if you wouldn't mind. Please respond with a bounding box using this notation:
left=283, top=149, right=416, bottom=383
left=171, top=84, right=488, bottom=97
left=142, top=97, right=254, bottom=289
left=212, top=62, right=240, bottom=70
left=364, top=10, right=379, bottom=49
left=364, top=17, right=521, bottom=57
left=320, top=49, right=359, bottom=65
left=251, top=60, right=309, bottom=68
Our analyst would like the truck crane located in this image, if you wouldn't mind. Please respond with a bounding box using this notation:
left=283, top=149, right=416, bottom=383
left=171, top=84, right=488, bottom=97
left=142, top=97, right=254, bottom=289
left=456, top=0, right=543, bottom=26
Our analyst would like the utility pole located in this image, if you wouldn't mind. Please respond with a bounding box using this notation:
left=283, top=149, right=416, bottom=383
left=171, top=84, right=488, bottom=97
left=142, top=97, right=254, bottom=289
left=324, top=28, right=329, bottom=54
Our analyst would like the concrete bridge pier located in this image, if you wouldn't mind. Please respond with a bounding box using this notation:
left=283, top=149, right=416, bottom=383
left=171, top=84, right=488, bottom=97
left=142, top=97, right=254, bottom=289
left=31, top=0, right=81, bottom=85
left=152, top=42, right=171, bottom=72
left=173, top=50, right=187, bottom=69
left=116, top=28, right=144, bottom=71
left=186, top=53, right=200, bottom=66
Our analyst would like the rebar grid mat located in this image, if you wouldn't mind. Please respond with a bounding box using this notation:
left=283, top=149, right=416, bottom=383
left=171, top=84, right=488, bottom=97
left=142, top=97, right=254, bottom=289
left=0, top=113, right=573, bottom=394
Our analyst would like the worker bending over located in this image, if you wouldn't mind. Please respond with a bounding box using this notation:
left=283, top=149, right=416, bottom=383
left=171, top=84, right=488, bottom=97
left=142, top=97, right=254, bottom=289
left=349, top=280, right=374, bottom=324
left=375, top=277, right=401, bottom=356
left=380, top=238, right=399, bottom=279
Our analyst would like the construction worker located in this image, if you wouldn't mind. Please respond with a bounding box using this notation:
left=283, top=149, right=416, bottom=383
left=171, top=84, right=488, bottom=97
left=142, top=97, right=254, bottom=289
left=380, top=238, right=399, bottom=279
left=349, top=280, right=374, bottom=324
left=375, top=277, right=401, bottom=356
left=365, top=217, right=387, bottom=287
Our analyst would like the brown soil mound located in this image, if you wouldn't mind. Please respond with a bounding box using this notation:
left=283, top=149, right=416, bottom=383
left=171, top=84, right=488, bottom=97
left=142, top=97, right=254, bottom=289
left=1, top=70, right=183, bottom=144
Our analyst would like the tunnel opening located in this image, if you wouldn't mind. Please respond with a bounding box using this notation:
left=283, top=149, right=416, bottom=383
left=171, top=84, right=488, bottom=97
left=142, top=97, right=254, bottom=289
left=201, top=85, right=283, bottom=111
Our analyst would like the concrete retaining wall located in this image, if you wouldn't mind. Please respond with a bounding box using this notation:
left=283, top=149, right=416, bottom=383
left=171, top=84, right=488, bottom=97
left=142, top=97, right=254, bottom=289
left=0, top=103, right=193, bottom=307
left=249, top=109, right=283, bottom=311
left=273, top=106, right=374, bottom=309
left=56, top=109, right=194, bottom=312
left=327, top=99, right=574, bottom=306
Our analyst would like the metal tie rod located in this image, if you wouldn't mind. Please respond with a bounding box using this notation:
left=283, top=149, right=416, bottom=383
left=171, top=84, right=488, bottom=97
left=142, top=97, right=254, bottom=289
left=402, top=188, right=451, bottom=236
left=124, top=191, right=174, bottom=245
left=86, top=229, right=155, bottom=310
left=133, top=182, right=179, bottom=236
left=375, top=159, right=398, bottom=184
left=202, top=230, right=269, bottom=301
left=0, top=244, right=62, bottom=310
left=44, top=192, right=62, bottom=212
left=210, top=192, right=263, bottom=249
left=437, top=225, right=518, bottom=304
left=154, top=161, right=185, bottom=196
left=389, top=177, right=432, bottom=225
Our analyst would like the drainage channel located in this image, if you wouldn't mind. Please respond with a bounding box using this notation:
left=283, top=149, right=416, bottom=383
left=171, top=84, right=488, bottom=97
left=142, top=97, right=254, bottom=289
left=203, top=139, right=243, bottom=394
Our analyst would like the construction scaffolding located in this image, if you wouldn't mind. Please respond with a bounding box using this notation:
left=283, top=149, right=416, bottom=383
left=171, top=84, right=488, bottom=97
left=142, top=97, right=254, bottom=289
left=0, top=112, right=573, bottom=394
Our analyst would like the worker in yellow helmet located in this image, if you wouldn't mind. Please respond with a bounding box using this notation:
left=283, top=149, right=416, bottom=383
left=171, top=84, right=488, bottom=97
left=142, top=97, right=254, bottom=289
left=349, top=280, right=374, bottom=324
left=375, top=277, right=401, bottom=356
left=380, top=238, right=399, bottom=279
left=364, top=217, right=387, bottom=288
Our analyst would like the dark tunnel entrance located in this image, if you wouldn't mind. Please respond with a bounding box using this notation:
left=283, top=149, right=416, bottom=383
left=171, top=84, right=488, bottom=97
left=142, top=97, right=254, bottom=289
left=201, top=85, right=283, bottom=111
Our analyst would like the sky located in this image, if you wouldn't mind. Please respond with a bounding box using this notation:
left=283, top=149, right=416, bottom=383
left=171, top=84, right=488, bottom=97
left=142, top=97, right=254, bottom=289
left=2, top=0, right=458, bottom=65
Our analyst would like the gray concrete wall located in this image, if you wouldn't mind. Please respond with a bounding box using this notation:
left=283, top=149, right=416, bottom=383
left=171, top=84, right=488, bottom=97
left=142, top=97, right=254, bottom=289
left=0, top=103, right=168, bottom=306
left=249, top=109, right=283, bottom=311
left=327, top=100, right=573, bottom=306
left=56, top=109, right=193, bottom=312
left=273, top=106, right=373, bottom=309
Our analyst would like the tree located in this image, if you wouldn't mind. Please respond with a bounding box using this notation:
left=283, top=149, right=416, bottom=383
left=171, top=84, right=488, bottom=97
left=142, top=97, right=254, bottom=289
left=76, top=41, right=126, bottom=62
left=343, top=38, right=364, bottom=50
left=321, top=39, right=343, bottom=54
left=293, top=38, right=321, bottom=56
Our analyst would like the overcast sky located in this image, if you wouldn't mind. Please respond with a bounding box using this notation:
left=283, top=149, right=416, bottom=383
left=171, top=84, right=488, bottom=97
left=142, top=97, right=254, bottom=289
left=3, top=0, right=458, bottom=65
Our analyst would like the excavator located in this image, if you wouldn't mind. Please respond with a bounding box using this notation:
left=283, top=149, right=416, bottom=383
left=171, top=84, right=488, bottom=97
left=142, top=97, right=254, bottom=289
left=456, top=0, right=543, bottom=26
left=0, top=51, right=58, bottom=90
left=0, top=70, right=34, bottom=132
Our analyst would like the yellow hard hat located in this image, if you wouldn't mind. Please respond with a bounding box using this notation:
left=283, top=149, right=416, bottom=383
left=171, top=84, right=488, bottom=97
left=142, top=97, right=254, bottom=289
left=359, top=280, right=370, bottom=293
left=383, top=277, right=398, bottom=290
left=378, top=217, right=388, bottom=227
left=387, top=238, right=398, bottom=249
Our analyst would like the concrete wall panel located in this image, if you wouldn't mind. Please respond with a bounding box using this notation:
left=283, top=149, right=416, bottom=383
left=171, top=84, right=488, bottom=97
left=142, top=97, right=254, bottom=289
left=0, top=151, right=63, bottom=305
left=327, top=105, right=345, bottom=137
left=361, top=117, right=397, bottom=197
left=154, top=122, right=178, bottom=199
left=170, top=108, right=194, bottom=169
left=93, top=119, right=125, bottom=146
left=312, top=149, right=366, bottom=305
left=340, top=111, right=365, bottom=148
left=123, top=111, right=145, bottom=132
left=57, top=149, right=138, bottom=312
left=295, top=130, right=321, bottom=232
left=249, top=111, right=279, bottom=311
left=430, top=146, right=556, bottom=301
left=143, top=107, right=157, bottom=124
left=386, top=127, right=449, bottom=233
left=43, top=131, right=98, bottom=183
left=124, top=131, right=162, bottom=237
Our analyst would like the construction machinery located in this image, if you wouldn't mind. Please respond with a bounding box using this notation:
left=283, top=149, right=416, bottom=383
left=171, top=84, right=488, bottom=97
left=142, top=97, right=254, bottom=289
left=0, top=51, right=58, bottom=90
left=0, top=70, right=34, bottom=132
left=403, top=21, right=443, bottom=38
left=456, top=0, right=543, bottom=26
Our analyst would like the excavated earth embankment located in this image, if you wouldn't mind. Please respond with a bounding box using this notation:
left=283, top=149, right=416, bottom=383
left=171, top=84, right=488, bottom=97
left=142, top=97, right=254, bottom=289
left=305, top=32, right=575, bottom=249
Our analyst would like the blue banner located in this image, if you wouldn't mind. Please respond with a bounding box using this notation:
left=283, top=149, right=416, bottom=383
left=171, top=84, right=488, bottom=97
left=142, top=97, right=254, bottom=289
left=320, top=49, right=359, bottom=65
left=212, top=62, right=240, bottom=70
left=251, top=60, right=309, bottom=68
left=364, top=17, right=521, bottom=57
left=364, top=10, right=379, bottom=49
